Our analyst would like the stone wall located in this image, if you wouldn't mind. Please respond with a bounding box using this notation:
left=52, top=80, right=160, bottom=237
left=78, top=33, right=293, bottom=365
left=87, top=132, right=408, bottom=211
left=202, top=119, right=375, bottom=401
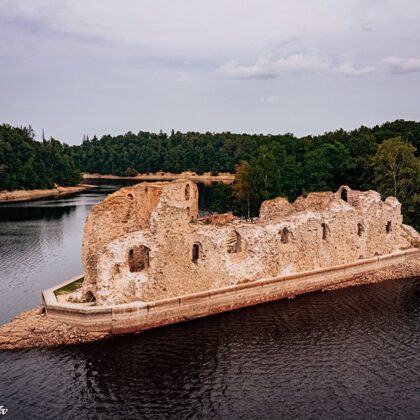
left=82, top=181, right=418, bottom=305
left=45, top=249, right=420, bottom=335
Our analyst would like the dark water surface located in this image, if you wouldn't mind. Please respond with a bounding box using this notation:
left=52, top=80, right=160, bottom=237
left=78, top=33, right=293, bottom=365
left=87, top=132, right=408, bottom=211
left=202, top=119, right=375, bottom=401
left=0, top=181, right=420, bottom=419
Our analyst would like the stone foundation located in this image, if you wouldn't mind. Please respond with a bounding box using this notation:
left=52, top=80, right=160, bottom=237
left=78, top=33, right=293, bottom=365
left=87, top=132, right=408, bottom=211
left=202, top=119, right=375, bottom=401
left=45, top=249, right=419, bottom=335
left=1, top=249, right=418, bottom=350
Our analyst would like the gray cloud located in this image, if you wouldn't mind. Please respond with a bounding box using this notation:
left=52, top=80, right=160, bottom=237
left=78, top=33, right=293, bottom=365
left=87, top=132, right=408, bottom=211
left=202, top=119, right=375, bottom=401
left=220, top=53, right=379, bottom=79
left=381, top=56, right=420, bottom=74
left=221, top=54, right=420, bottom=79
left=0, top=0, right=420, bottom=142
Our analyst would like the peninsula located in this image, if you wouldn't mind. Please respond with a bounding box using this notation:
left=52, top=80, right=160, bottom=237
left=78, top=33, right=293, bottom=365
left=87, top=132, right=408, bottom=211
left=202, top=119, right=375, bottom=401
left=83, top=171, right=234, bottom=183
left=0, top=180, right=419, bottom=349
left=0, top=184, right=96, bottom=203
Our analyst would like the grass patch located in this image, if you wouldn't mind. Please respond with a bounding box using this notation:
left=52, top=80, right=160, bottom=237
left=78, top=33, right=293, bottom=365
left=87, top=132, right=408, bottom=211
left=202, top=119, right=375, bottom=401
left=54, top=277, right=84, bottom=296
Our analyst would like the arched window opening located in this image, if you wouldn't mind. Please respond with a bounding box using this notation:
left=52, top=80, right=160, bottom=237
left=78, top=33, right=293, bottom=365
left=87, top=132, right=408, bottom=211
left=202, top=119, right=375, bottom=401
left=280, top=227, right=290, bottom=244
left=185, top=184, right=190, bottom=200
left=341, top=188, right=348, bottom=202
left=192, top=242, right=201, bottom=263
left=227, top=230, right=242, bottom=253
left=386, top=221, right=392, bottom=234
left=322, top=223, right=330, bottom=240
left=84, top=291, right=96, bottom=303
left=357, top=223, right=364, bottom=237
left=128, top=245, right=150, bottom=272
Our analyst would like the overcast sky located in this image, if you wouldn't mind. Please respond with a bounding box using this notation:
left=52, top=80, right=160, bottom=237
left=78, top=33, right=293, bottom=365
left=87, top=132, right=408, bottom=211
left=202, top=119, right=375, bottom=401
left=1, top=0, right=419, bottom=144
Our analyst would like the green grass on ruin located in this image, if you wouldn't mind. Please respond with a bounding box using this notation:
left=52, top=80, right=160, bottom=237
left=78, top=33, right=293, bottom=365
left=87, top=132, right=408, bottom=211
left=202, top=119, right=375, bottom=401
left=54, top=277, right=84, bottom=296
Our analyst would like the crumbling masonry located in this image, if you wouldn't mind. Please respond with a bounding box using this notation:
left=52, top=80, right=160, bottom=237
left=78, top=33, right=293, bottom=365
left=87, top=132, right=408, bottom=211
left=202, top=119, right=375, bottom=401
left=81, top=181, right=419, bottom=305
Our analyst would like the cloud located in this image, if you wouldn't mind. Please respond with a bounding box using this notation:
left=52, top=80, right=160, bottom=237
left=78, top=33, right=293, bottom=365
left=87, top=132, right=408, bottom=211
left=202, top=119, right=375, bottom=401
left=1, top=0, right=420, bottom=142
left=259, top=95, right=279, bottom=103
left=333, top=62, right=376, bottom=76
left=221, top=54, right=332, bottom=79
left=381, top=56, right=420, bottom=74
left=220, top=53, right=377, bottom=79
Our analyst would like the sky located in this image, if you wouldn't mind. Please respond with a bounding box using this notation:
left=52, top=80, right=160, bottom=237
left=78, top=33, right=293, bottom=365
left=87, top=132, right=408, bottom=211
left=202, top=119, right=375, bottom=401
left=0, top=0, right=419, bottom=145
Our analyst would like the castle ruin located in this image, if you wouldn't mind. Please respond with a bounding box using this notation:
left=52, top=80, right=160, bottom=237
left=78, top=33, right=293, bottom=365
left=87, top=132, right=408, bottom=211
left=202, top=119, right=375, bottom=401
left=81, top=181, right=418, bottom=305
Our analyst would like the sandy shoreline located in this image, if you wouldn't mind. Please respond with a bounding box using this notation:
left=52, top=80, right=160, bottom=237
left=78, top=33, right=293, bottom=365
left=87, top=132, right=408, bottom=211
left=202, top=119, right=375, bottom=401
left=1, top=254, right=419, bottom=350
left=0, top=184, right=97, bottom=203
left=0, top=171, right=234, bottom=204
left=83, top=171, right=235, bottom=183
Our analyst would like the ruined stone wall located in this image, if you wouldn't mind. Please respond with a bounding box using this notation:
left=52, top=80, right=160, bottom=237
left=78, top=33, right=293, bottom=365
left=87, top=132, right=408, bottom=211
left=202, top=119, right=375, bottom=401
left=82, top=180, right=198, bottom=302
left=82, top=181, right=417, bottom=305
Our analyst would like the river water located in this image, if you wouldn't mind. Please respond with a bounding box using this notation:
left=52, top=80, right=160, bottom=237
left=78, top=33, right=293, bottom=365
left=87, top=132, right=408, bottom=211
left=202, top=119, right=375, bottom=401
left=0, top=181, right=419, bottom=419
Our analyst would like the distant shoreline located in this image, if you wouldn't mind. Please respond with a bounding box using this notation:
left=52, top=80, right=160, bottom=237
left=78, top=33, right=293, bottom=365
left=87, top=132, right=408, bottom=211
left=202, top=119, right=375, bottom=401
left=83, top=171, right=235, bottom=184
left=0, top=184, right=97, bottom=203
left=0, top=171, right=235, bottom=204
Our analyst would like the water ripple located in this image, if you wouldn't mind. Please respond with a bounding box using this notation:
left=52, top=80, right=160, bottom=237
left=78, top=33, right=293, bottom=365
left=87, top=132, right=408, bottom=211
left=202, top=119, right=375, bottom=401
left=1, top=182, right=420, bottom=419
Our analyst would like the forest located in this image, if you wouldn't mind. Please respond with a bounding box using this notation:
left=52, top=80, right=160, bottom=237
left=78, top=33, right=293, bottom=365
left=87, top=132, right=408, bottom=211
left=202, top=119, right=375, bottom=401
left=0, top=124, right=80, bottom=191
left=1, top=120, right=419, bottom=229
left=70, top=119, right=420, bottom=229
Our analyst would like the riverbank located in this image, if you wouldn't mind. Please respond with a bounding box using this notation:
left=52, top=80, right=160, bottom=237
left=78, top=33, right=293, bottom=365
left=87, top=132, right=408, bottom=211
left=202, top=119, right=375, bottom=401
left=83, top=171, right=235, bottom=183
left=1, top=253, right=419, bottom=350
left=0, top=307, right=109, bottom=350
left=0, top=184, right=97, bottom=203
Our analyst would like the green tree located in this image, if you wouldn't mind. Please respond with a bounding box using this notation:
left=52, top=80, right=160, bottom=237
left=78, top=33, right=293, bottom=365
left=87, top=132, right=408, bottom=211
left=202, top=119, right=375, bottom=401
left=0, top=124, right=81, bottom=191
left=233, top=147, right=284, bottom=217
left=373, top=138, right=419, bottom=199
left=233, top=160, right=252, bottom=218
left=373, top=138, right=420, bottom=229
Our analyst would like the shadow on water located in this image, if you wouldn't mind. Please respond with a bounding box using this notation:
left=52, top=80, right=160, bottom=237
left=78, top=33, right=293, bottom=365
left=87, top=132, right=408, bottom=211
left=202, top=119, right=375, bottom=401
left=0, top=203, right=77, bottom=221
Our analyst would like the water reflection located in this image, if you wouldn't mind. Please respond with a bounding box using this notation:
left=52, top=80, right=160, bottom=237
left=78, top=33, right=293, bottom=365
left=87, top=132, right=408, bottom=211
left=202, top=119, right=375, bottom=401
left=0, top=182, right=123, bottom=325
left=0, top=180, right=228, bottom=324
left=1, top=180, right=420, bottom=419
left=0, top=203, right=77, bottom=221
left=1, top=277, right=420, bottom=419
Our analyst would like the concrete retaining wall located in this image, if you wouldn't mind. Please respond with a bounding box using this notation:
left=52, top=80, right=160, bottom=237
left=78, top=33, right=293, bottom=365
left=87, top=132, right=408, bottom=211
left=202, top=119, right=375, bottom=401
left=43, top=249, right=419, bottom=334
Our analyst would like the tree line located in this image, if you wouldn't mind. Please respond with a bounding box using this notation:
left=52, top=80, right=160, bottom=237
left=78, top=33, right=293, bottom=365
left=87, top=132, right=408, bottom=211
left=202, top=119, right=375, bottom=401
left=1, top=120, right=419, bottom=229
left=70, top=120, right=420, bottom=229
left=70, top=120, right=420, bottom=180
left=0, top=124, right=80, bottom=191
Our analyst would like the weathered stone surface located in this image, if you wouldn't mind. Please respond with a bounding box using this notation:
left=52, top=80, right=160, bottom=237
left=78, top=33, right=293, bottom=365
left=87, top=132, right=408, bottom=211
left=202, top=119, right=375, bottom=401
left=402, top=224, right=420, bottom=248
left=81, top=182, right=419, bottom=305
left=259, top=197, right=295, bottom=221
left=199, top=213, right=235, bottom=226
left=0, top=307, right=109, bottom=350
